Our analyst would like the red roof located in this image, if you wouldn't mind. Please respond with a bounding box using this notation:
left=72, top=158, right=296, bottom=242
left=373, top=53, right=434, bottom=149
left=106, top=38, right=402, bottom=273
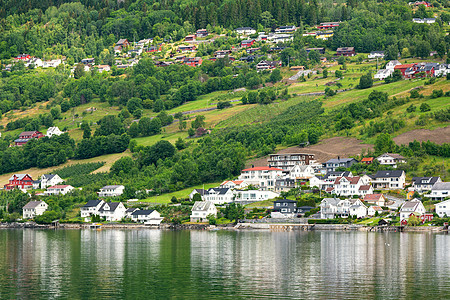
left=326, top=187, right=335, bottom=192
left=394, top=64, right=415, bottom=70
left=242, top=167, right=283, bottom=172
left=334, top=176, right=361, bottom=185
left=364, top=194, right=384, bottom=201
left=359, top=185, right=372, bottom=191
left=371, top=206, right=383, bottom=211
left=361, top=157, right=373, bottom=162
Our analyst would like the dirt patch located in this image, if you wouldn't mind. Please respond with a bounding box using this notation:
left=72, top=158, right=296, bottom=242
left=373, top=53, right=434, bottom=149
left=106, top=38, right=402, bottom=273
left=393, top=127, right=450, bottom=145
left=246, top=137, right=374, bottom=167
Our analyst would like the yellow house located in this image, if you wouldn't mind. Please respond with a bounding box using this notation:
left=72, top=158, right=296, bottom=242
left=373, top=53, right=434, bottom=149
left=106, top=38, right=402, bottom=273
left=316, top=32, right=334, bottom=40
left=407, top=191, right=415, bottom=200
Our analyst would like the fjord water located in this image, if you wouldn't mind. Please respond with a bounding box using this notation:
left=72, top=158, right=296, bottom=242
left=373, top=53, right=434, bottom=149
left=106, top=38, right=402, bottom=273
left=0, top=230, right=449, bottom=299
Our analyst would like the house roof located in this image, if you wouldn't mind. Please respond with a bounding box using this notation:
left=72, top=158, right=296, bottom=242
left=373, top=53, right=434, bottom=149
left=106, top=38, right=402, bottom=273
left=412, top=177, right=440, bottom=185
left=126, top=208, right=139, bottom=213
left=334, top=176, right=361, bottom=185
left=361, top=157, right=374, bottom=162
left=326, top=158, right=357, bottom=164
left=371, top=206, right=383, bottom=211
left=19, top=131, right=40, bottom=136
left=117, top=39, right=128, bottom=44
left=41, top=174, right=58, bottom=180
left=192, top=201, right=216, bottom=211
left=337, top=47, right=355, bottom=51
left=363, top=194, right=384, bottom=201
left=321, top=198, right=340, bottom=206
left=207, top=188, right=231, bottom=195
left=242, top=167, right=283, bottom=172
left=131, top=209, right=155, bottom=216
left=432, top=182, right=450, bottom=191
left=23, top=201, right=46, bottom=209
left=395, top=63, right=415, bottom=69
left=373, top=170, right=404, bottom=178
left=236, top=27, right=255, bottom=31
left=379, top=153, right=405, bottom=160
left=9, top=174, right=32, bottom=181
left=101, top=185, right=124, bottom=190
left=401, top=200, right=422, bottom=210
left=325, top=187, right=335, bottom=192
left=359, top=185, right=372, bottom=191
left=325, top=171, right=352, bottom=178
left=221, top=180, right=244, bottom=186
left=83, top=200, right=103, bottom=208
left=98, top=202, right=122, bottom=212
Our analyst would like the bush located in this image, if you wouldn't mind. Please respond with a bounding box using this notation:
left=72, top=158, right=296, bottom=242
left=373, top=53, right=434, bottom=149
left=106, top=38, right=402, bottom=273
left=420, top=103, right=431, bottom=112
left=34, top=211, right=61, bottom=224
left=406, top=104, right=416, bottom=113
left=410, top=89, right=420, bottom=98
left=431, top=89, right=444, bottom=99
left=217, top=101, right=232, bottom=109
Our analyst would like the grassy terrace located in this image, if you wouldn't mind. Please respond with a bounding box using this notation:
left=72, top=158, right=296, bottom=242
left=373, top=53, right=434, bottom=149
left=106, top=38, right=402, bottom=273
left=141, top=181, right=222, bottom=204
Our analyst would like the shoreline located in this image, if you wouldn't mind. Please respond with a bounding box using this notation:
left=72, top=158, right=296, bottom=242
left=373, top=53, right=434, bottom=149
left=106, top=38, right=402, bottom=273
left=0, top=222, right=446, bottom=233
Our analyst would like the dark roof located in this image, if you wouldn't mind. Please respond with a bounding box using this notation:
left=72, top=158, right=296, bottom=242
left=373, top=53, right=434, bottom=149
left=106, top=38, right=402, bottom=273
left=194, top=189, right=208, bottom=195
left=83, top=200, right=103, bottom=208
left=42, top=174, right=57, bottom=180
left=126, top=208, right=139, bottom=213
left=236, top=27, right=255, bottom=30
left=208, top=188, right=230, bottom=195
left=131, top=209, right=155, bottom=216
left=373, top=170, right=404, bottom=178
left=98, top=202, right=122, bottom=212
left=412, top=177, right=440, bottom=185
left=326, top=158, right=357, bottom=164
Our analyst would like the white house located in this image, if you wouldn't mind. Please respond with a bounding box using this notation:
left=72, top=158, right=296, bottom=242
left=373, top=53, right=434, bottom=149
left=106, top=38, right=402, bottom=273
left=426, top=182, right=450, bottom=201
left=435, top=64, right=450, bottom=77
left=235, top=27, right=256, bottom=35
left=189, top=189, right=208, bottom=200
left=371, top=170, right=406, bottom=190
left=220, top=180, right=249, bottom=189
left=40, top=174, right=64, bottom=189
left=44, top=185, right=74, bottom=195
left=126, top=208, right=139, bottom=218
left=43, top=59, right=62, bottom=68
left=320, top=198, right=351, bottom=219
left=287, top=165, right=315, bottom=180
left=97, top=65, right=111, bottom=72
left=26, top=57, right=43, bottom=68
left=99, top=185, right=125, bottom=197
left=331, top=176, right=372, bottom=196
left=80, top=200, right=105, bottom=221
left=399, top=199, right=426, bottom=222
left=46, top=127, right=64, bottom=137
left=203, top=188, right=234, bottom=204
left=131, top=209, right=163, bottom=224
left=235, top=190, right=280, bottom=203
left=368, top=206, right=383, bottom=216
left=435, top=199, right=450, bottom=218
left=363, top=194, right=388, bottom=207
left=377, top=153, right=406, bottom=168
left=368, top=51, right=385, bottom=59
left=98, top=202, right=127, bottom=221
left=386, top=60, right=401, bottom=70
left=374, top=68, right=393, bottom=80
left=349, top=199, right=368, bottom=218
left=238, top=166, right=284, bottom=190
left=22, top=201, right=48, bottom=219
left=411, top=177, right=441, bottom=193
left=190, top=201, right=217, bottom=222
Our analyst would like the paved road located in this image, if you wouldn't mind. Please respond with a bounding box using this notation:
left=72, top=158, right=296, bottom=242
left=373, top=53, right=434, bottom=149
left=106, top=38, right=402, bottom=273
left=385, top=195, right=406, bottom=210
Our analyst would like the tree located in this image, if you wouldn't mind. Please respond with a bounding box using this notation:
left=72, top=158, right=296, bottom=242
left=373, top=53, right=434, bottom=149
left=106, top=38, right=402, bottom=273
left=140, top=140, right=176, bottom=166
left=34, top=211, right=60, bottom=224
left=420, top=103, right=431, bottom=112
left=415, top=40, right=431, bottom=59
left=153, top=99, right=165, bottom=112
left=128, top=122, right=140, bottom=138
left=223, top=203, right=244, bottom=222
left=50, top=106, right=61, bottom=120
left=126, top=97, right=143, bottom=115
left=148, top=118, right=162, bottom=135
left=74, top=64, right=85, bottom=79
left=175, top=137, right=186, bottom=150
left=335, top=70, right=343, bottom=78
left=260, top=11, right=273, bottom=28
left=323, top=69, right=328, bottom=78
left=111, top=156, right=135, bottom=176
left=385, top=44, right=399, bottom=61
left=188, top=128, right=195, bottom=136
left=80, top=121, right=91, bottom=139
left=191, top=115, right=206, bottom=129
left=358, top=72, right=373, bottom=89
left=308, top=50, right=320, bottom=63
left=269, top=69, right=282, bottom=83
left=192, top=193, right=202, bottom=202
left=375, top=133, right=396, bottom=154
left=95, top=115, right=124, bottom=136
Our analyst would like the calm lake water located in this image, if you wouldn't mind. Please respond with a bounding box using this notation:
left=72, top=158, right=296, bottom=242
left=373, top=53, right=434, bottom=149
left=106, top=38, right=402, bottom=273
left=0, top=229, right=449, bottom=299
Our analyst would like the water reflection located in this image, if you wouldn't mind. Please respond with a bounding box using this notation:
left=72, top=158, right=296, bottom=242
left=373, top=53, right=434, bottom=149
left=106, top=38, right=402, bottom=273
left=0, top=229, right=449, bottom=298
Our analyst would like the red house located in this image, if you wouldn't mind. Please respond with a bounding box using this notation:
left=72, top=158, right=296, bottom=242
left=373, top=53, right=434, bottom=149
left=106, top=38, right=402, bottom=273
left=420, top=214, right=434, bottom=223
left=146, top=45, right=162, bottom=53
left=4, top=174, right=34, bottom=190
left=241, top=39, right=255, bottom=47
left=14, top=131, right=44, bottom=146
left=317, top=22, right=340, bottom=30
left=183, top=57, right=203, bottom=67
left=361, top=157, right=374, bottom=165
left=15, top=54, right=31, bottom=60
left=394, top=64, right=416, bottom=78
left=185, top=35, right=196, bottom=42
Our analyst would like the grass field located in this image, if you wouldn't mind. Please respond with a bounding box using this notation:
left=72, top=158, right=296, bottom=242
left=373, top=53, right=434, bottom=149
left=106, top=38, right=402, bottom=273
left=141, top=181, right=223, bottom=204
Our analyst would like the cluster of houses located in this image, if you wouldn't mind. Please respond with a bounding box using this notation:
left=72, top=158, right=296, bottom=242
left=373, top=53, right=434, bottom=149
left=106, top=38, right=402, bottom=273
left=374, top=60, right=450, bottom=80
left=13, top=127, right=63, bottom=146
left=2, top=54, right=63, bottom=71
left=302, top=22, right=341, bottom=40
left=188, top=150, right=449, bottom=223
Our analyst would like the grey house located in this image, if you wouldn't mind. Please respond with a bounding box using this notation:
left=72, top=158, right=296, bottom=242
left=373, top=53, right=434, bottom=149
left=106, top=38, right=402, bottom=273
left=325, top=158, right=358, bottom=172
left=271, top=199, right=297, bottom=218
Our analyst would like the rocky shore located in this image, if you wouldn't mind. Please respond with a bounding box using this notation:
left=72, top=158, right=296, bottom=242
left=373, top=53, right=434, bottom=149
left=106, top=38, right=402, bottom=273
left=0, top=222, right=446, bottom=232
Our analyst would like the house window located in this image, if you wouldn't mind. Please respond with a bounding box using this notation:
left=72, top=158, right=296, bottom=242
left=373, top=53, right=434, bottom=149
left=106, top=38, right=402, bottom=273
left=276, top=203, right=280, bottom=206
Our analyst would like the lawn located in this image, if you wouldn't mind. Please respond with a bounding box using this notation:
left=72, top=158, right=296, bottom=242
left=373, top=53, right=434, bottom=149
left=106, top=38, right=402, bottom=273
left=141, top=181, right=223, bottom=204
left=245, top=200, right=274, bottom=208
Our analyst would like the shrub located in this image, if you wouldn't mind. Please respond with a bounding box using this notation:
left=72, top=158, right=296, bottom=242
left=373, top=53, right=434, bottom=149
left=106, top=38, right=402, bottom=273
left=431, top=89, right=444, bottom=99
left=420, top=103, right=431, bottom=112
